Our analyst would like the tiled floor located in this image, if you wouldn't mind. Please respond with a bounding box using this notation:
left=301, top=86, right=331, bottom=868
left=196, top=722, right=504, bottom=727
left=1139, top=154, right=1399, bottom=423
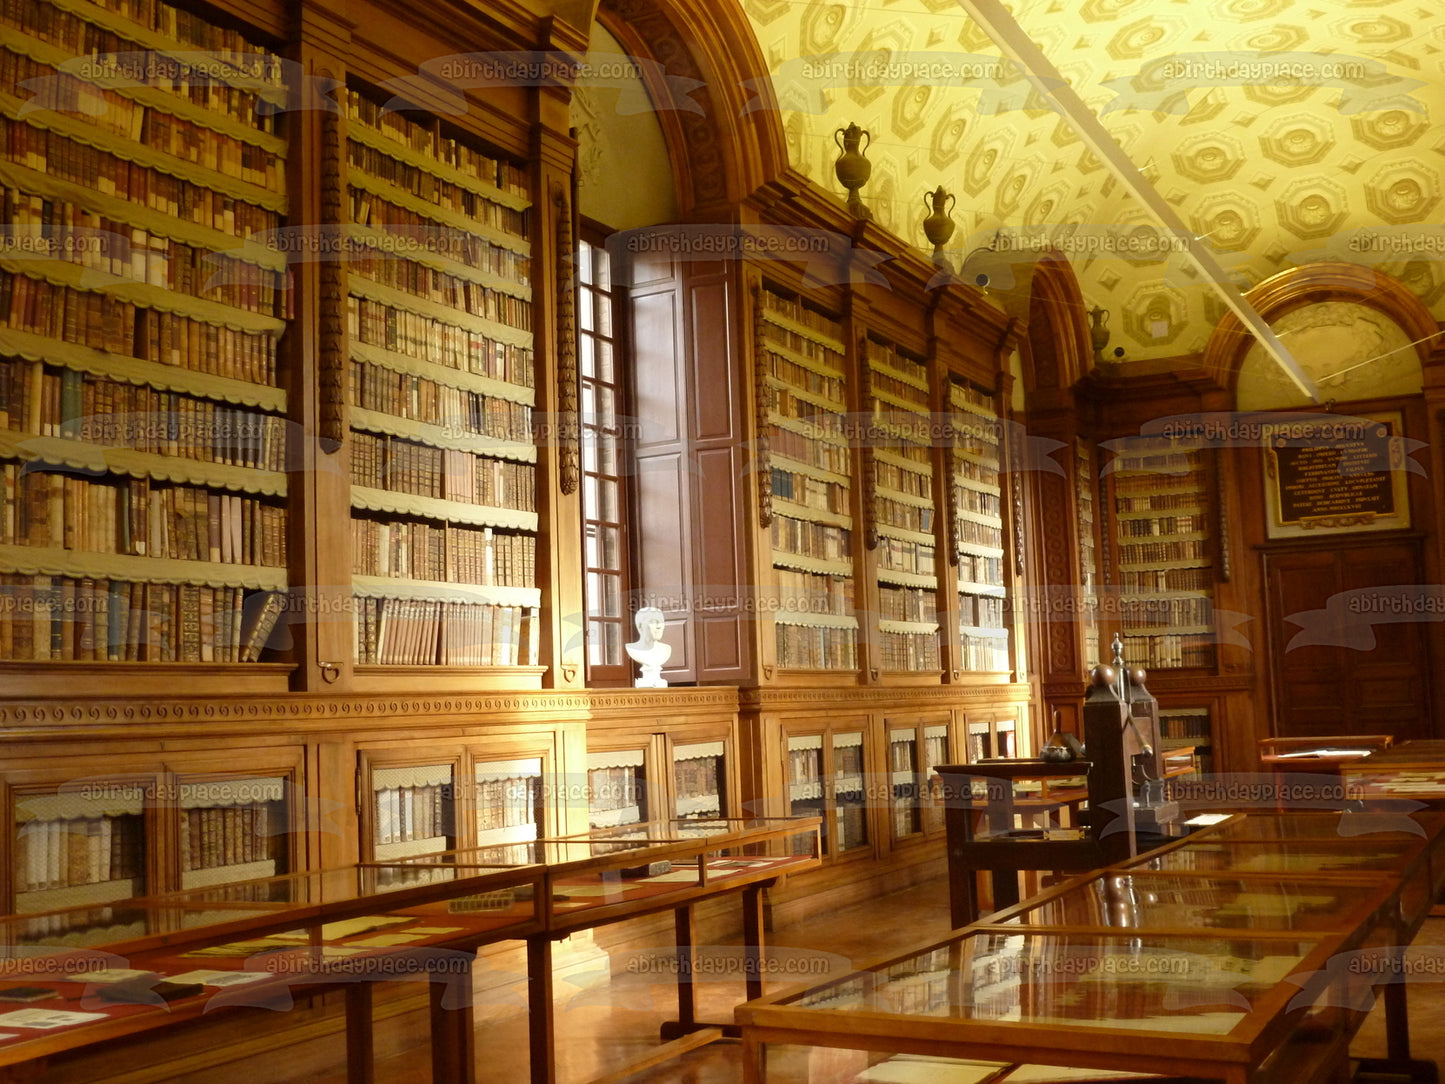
left=314, top=875, right=1445, bottom=1083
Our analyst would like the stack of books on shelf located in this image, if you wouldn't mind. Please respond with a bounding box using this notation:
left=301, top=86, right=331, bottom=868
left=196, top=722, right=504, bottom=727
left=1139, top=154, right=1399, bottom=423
left=13, top=808, right=143, bottom=909
left=759, top=286, right=857, bottom=671
left=889, top=733, right=920, bottom=837
left=343, top=85, right=540, bottom=669
left=0, top=0, right=291, bottom=663
left=674, top=747, right=723, bottom=818
left=951, top=381, right=1010, bottom=673
left=1109, top=437, right=1217, bottom=671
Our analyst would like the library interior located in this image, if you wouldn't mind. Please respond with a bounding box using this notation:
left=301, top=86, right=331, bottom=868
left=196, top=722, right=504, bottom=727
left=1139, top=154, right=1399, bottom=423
left=3, top=0, right=1445, bottom=1080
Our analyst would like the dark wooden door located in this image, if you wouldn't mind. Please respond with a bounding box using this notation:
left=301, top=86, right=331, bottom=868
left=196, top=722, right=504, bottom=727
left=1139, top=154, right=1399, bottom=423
left=1265, top=540, right=1431, bottom=740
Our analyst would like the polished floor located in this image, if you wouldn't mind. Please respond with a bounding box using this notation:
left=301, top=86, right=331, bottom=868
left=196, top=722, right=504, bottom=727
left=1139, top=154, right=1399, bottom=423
left=300, top=875, right=1445, bottom=1084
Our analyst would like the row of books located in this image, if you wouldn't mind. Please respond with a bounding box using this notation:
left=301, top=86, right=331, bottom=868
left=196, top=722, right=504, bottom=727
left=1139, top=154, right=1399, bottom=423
left=877, top=630, right=939, bottom=671
left=674, top=755, right=722, bottom=813
left=870, top=368, right=928, bottom=407
left=1159, top=710, right=1212, bottom=740
left=350, top=432, right=536, bottom=510
left=1111, top=468, right=1208, bottom=494
left=876, top=460, right=931, bottom=498
left=349, top=295, right=535, bottom=382
left=955, top=486, right=1001, bottom=517
left=760, top=289, right=844, bottom=343
left=877, top=537, right=935, bottom=576
left=2, top=271, right=280, bottom=383
left=475, top=775, right=538, bottom=833
left=350, top=246, right=530, bottom=306
left=1118, top=512, right=1209, bottom=537
left=760, top=322, right=845, bottom=371
left=952, top=382, right=995, bottom=413
left=1, top=469, right=286, bottom=566
left=776, top=567, right=854, bottom=616
left=957, top=552, right=1005, bottom=587
left=375, top=783, right=452, bottom=846
left=955, top=518, right=1002, bottom=548
left=957, top=593, right=1005, bottom=629
left=834, top=801, right=868, bottom=852
left=588, top=765, right=644, bottom=815
left=773, top=388, right=851, bottom=430
left=0, top=363, right=288, bottom=470
left=877, top=497, right=934, bottom=535
left=350, top=361, right=531, bottom=442
left=1114, top=489, right=1208, bottom=512
left=1118, top=565, right=1213, bottom=592
left=1117, top=595, right=1213, bottom=629
left=5, top=187, right=291, bottom=318
left=878, top=585, right=937, bottom=623
left=770, top=514, right=851, bottom=561
left=350, top=519, right=534, bottom=586
left=0, top=50, right=281, bottom=187
left=348, top=143, right=528, bottom=242
left=959, top=634, right=1009, bottom=672
left=1121, top=632, right=1215, bottom=670
left=180, top=803, right=284, bottom=872
left=865, top=340, right=927, bottom=383
left=774, top=623, right=857, bottom=669
left=767, top=424, right=850, bottom=474
left=787, top=746, right=821, bottom=787
left=14, top=814, right=143, bottom=893
left=0, top=575, right=286, bottom=661
left=350, top=187, right=528, bottom=256
left=1117, top=539, right=1208, bottom=566
left=952, top=457, right=1000, bottom=488
left=0, top=22, right=279, bottom=134
left=770, top=467, right=847, bottom=515
left=767, top=353, right=844, bottom=404
left=1, top=117, right=278, bottom=237
left=18, top=0, right=286, bottom=83
left=343, top=90, right=530, bottom=200
left=353, top=597, right=541, bottom=666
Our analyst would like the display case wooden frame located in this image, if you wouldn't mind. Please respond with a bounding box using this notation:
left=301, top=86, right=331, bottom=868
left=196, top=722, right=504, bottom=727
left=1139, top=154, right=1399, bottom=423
left=779, top=716, right=876, bottom=862
left=1, top=746, right=304, bottom=912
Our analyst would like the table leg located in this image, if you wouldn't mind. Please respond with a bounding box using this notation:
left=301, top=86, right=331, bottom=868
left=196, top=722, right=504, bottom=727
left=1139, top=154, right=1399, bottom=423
left=528, top=937, right=556, bottom=1084
left=429, top=954, right=475, bottom=1084
left=742, top=884, right=765, bottom=1005
left=674, top=904, right=698, bottom=1030
left=344, top=982, right=375, bottom=1084
left=740, top=1030, right=764, bottom=1084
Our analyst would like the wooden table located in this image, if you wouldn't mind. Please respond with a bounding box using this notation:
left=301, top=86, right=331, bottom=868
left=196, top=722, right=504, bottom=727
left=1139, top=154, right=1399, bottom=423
left=0, top=817, right=821, bottom=1084
left=736, top=810, right=1445, bottom=1084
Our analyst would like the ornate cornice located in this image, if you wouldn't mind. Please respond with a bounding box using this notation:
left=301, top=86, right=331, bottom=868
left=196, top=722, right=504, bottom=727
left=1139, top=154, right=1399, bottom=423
left=0, top=687, right=738, bottom=737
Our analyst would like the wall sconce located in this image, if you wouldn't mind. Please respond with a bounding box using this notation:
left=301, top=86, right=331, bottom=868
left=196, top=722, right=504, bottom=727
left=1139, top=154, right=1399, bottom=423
left=834, top=123, right=872, bottom=220
left=922, top=186, right=956, bottom=269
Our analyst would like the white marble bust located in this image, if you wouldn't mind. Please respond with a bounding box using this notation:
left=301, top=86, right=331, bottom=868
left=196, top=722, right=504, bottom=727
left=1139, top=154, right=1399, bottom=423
left=625, top=606, right=672, bottom=688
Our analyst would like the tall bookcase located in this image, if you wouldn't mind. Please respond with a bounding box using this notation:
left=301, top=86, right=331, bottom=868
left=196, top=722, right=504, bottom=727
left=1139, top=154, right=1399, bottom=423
left=757, top=285, right=858, bottom=673
left=949, top=380, right=1010, bottom=673
left=1105, top=436, right=1216, bottom=671
left=864, top=337, right=940, bottom=674
left=0, top=0, right=292, bottom=663
left=342, top=85, right=540, bottom=669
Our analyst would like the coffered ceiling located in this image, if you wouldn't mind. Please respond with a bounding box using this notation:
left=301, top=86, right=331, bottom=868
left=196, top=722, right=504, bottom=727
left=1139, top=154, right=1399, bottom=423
left=736, top=0, right=1445, bottom=365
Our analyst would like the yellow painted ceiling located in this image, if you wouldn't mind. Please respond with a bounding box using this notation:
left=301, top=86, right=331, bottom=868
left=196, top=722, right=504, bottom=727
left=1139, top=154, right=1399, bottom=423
left=738, top=0, right=1445, bottom=362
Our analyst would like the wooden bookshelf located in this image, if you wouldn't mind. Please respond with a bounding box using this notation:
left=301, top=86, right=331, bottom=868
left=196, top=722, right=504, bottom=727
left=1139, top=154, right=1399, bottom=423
left=0, top=0, right=291, bottom=664
left=864, top=337, right=940, bottom=674
left=784, top=723, right=870, bottom=859
left=949, top=380, right=1010, bottom=673
left=1106, top=436, right=1217, bottom=671
left=1158, top=705, right=1214, bottom=774
left=342, top=84, right=539, bottom=671
left=757, top=286, right=858, bottom=673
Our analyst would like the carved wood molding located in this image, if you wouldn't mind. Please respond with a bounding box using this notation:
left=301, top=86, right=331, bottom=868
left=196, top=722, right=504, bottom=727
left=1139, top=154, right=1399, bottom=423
left=555, top=180, right=580, bottom=495
left=860, top=335, right=878, bottom=550
left=752, top=285, right=773, bottom=527
left=317, top=93, right=347, bottom=452
left=1214, top=449, right=1231, bottom=583
left=0, top=687, right=742, bottom=733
